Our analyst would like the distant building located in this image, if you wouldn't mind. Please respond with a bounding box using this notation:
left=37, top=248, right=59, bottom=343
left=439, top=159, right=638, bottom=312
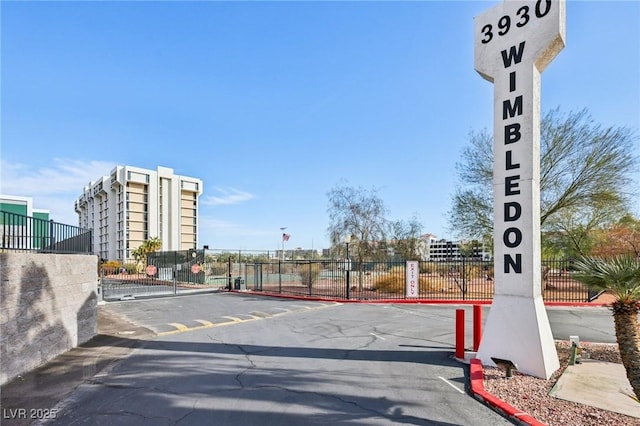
left=420, top=234, right=492, bottom=261
left=0, top=194, right=51, bottom=249
left=0, top=194, right=51, bottom=221
left=75, top=165, right=202, bottom=261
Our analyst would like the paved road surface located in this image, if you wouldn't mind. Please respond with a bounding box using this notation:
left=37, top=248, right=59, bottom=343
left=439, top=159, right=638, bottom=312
left=25, top=293, right=615, bottom=425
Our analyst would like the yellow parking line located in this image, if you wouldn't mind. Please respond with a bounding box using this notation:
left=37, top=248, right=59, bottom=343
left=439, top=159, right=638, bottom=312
left=157, top=303, right=342, bottom=336
left=249, top=311, right=272, bottom=318
left=222, top=316, right=244, bottom=322
left=168, top=322, right=189, bottom=331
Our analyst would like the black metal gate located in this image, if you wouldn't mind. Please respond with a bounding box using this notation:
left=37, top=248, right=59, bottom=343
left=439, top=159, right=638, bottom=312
left=101, top=249, right=223, bottom=301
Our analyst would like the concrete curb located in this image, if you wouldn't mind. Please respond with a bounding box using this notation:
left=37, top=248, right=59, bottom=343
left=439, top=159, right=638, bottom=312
left=233, top=290, right=609, bottom=307
left=469, top=359, right=546, bottom=426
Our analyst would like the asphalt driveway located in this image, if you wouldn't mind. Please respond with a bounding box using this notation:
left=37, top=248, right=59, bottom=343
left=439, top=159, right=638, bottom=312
left=41, top=293, right=514, bottom=425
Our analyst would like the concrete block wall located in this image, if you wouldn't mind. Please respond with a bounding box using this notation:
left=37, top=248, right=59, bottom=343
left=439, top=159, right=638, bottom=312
left=0, top=253, right=98, bottom=385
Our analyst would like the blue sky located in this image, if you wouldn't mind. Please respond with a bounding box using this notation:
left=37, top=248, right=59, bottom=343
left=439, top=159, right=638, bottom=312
left=1, top=1, right=639, bottom=252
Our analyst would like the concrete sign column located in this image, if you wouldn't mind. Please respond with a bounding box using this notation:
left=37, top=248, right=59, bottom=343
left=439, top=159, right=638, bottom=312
left=474, top=0, right=565, bottom=379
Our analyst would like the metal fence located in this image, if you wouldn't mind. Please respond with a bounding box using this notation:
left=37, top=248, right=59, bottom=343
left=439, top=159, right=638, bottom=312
left=99, top=248, right=603, bottom=303
left=101, top=249, right=220, bottom=300
left=0, top=211, right=92, bottom=254
left=236, top=258, right=602, bottom=303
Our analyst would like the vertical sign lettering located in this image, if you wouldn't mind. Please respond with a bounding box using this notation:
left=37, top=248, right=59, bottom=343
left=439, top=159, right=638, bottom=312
left=475, top=0, right=565, bottom=297
left=474, top=0, right=565, bottom=379
left=406, top=261, right=419, bottom=298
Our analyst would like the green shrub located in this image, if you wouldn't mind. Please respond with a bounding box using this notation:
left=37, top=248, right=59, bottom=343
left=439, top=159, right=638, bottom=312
left=124, top=263, right=138, bottom=274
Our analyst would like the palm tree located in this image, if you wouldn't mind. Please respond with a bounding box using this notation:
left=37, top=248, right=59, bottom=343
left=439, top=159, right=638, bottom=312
left=131, top=237, right=162, bottom=271
left=572, top=256, right=640, bottom=400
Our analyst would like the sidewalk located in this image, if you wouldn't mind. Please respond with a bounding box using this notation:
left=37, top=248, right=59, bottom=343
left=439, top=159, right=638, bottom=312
left=0, top=308, right=153, bottom=426
left=550, top=359, right=639, bottom=418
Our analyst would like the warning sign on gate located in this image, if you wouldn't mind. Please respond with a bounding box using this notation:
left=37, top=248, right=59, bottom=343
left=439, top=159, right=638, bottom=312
left=191, top=264, right=201, bottom=274
left=146, top=265, right=157, bottom=276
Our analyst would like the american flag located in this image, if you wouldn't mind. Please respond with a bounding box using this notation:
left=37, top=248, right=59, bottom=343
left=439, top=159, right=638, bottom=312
left=282, top=233, right=290, bottom=241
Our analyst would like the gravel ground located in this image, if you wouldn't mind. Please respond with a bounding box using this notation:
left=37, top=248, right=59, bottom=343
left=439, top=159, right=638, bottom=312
left=483, top=341, right=639, bottom=425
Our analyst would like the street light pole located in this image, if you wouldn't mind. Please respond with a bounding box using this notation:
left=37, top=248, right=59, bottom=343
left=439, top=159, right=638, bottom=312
left=344, top=235, right=351, bottom=300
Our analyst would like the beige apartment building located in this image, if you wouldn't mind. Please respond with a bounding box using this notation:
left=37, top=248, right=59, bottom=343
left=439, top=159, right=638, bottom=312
left=75, top=165, right=203, bottom=261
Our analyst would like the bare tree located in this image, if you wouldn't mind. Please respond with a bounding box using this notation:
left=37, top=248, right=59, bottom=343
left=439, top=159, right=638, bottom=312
left=389, top=216, right=424, bottom=260
left=449, top=108, right=638, bottom=248
left=327, top=182, right=388, bottom=290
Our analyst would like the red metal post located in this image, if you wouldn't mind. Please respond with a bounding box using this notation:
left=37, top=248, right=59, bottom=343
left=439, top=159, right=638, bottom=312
left=473, top=305, right=482, bottom=351
left=455, top=309, right=465, bottom=359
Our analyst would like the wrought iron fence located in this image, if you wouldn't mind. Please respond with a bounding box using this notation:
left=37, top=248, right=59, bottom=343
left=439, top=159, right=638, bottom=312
left=98, top=247, right=603, bottom=303
left=0, top=211, right=92, bottom=254
left=234, top=258, right=602, bottom=303
left=100, top=249, right=218, bottom=300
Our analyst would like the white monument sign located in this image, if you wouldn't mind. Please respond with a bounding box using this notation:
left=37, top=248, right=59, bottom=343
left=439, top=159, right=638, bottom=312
left=474, top=0, right=565, bottom=379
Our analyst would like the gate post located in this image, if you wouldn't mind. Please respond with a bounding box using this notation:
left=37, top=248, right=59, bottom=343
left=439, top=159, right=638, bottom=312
left=173, top=251, right=178, bottom=295
left=172, top=268, right=177, bottom=295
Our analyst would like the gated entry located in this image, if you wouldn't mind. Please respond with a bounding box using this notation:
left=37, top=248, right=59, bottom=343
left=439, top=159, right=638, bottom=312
left=101, top=249, right=224, bottom=300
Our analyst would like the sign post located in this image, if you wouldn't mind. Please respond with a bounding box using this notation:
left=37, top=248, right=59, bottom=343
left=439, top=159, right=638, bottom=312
left=474, top=0, right=565, bottom=379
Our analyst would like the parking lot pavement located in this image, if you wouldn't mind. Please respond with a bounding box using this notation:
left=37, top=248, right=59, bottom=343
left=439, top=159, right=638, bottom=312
left=103, top=292, right=343, bottom=334
left=2, top=293, right=513, bottom=426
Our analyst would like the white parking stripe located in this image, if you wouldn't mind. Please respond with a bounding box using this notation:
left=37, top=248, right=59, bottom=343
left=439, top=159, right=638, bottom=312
left=439, top=376, right=465, bottom=394
left=370, top=333, right=386, bottom=340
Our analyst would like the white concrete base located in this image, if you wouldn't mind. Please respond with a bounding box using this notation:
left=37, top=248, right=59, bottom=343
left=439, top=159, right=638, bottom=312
left=454, top=351, right=478, bottom=365
left=476, top=294, right=559, bottom=379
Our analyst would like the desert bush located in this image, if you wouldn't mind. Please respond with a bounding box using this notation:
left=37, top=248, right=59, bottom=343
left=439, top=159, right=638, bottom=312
left=372, top=273, right=448, bottom=294
left=372, top=274, right=403, bottom=293
left=100, top=260, right=122, bottom=275
left=299, top=263, right=322, bottom=288
left=467, top=264, right=485, bottom=279
left=373, top=263, right=389, bottom=273
left=389, top=265, right=404, bottom=275
left=432, top=263, right=451, bottom=277
left=420, top=263, right=433, bottom=274
left=207, top=263, right=228, bottom=276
